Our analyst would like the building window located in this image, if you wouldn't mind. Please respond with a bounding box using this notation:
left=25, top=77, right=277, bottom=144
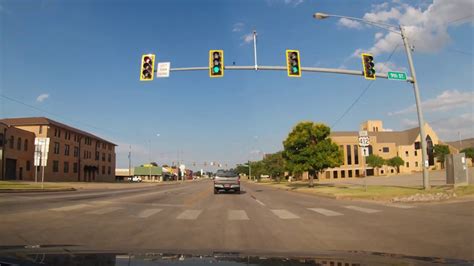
left=380, top=169, right=384, bottom=174
left=414, top=141, right=420, bottom=150
left=73, top=163, right=78, bottom=173
left=346, top=145, right=352, bottom=165
left=0, top=133, right=3, bottom=146
left=54, top=142, right=60, bottom=154
left=102, top=153, right=105, bottom=162
left=53, top=160, right=59, bottom=172
left=9, top=136, right=14, bottom=148
left=383, top=147, right=389, bottom=153
left=39, top=126, right=43, bottom=134
left=26, top=161, right=31, bottom=171
left=414, top=150, right=418, bottom=156
left=58, top=129, right=61, bottom=138
left=354, top=145, right=359, bottom=165
left=355, top=170, right=360, bottom=177
left=108, top=154, right=111, bottom=162
left=102, top=166, right=105, bottom=175
left=341, top=170, right=346, bottom=178
left=54, top=128, right=58, bottom=137
left=95, top=151, right=100, bottom=161
left=415, top=162, right=418, bottom=167
left=64, top=162, right=69, bottom=173
left=406, top=162, right=409, bottom=168
left=74, top=146, right=79, bottom=157
left=83, top=150, right=87, bottom=159
left=24, top=139, right=28, bottom=151
left=96, top=141, right=100, bottom=149
left=333, top=171, right=338, bottom=179
left=340, top=145, right=344, bottom=164
left=65, top=144, right=70, bottom=156
left=17, top=137, right=22, bottom=150
left=405, top=151, right=409, bottom=157
left=348, top=170, right=353, bottom=178
left=108, top=166, right=111, bottom=175
left=368, top=145, right=373, bottom=155
left=391, top=169, right=394, bottom=173
left=326, top=172, right=330, bottom=179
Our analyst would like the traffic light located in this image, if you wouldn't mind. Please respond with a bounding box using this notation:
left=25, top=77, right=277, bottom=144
left=361, top=53, right=376, bottom=80
left=209, top=50, right=224, bottom=77
left=286, top=50, right=301, bottom=77
left=140, top=54, right=155, bottom=81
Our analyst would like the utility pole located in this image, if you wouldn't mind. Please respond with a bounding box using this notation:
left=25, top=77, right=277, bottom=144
left=128, top=145, right=131, bottom=177
left=248, top=160, right=252, bottom=181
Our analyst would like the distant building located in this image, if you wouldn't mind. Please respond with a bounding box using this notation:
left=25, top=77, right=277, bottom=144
left=0, top=117, right=116, bottom=182
left=133, top=166, right=162, bottom=182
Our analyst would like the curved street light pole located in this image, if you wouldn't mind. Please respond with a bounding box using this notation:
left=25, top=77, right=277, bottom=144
left=313, top=12, right=430, bottom=189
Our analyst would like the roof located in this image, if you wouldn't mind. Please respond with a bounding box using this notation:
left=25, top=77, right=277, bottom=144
left=445, top=138, right=474, bottom=150
left=0, top=117, right=116, bottom=145
left=330, top=127, right=421, bottom=146
left=134, top=166, right=162, bottom=176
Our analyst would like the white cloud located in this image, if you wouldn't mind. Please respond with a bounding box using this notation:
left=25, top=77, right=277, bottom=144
left=389, top=90, right=474, bottom=116
left=374, top=32, right=384, bottom=40
left=400, top=118, right=418, bottom=128
left=374, top=61, right=406, bottom=73
left=358, top=0, right=474, bottom=55
left=241, top=32, right=254, bottom=45
left=337, top=18, right=363, bottom=29
left=232, top=22, right=244, bottom=32
left=36, top=93, right=49, bottom=102
left=432, top=113, right=474, bottom=141
left=284, top=0, right=304, bottom=6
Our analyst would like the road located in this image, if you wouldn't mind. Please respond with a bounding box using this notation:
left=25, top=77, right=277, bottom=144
left=0, top=179, right=472, bottom=260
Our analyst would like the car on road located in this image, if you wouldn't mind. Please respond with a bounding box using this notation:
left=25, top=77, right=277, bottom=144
left=214, top=170, right=240, bottom=194
left=127, top=176, right=142, bottom=182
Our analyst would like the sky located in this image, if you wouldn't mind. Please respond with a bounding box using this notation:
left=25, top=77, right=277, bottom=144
left=1, top=0, right=473, bottom=170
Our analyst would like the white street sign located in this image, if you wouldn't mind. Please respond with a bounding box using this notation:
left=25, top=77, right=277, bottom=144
left=358, top=136, right=370, bottom=147
left=34, top=137, right=50, bottom=166
left=157, top=62, right=170, bottom=78
left=359, top=130, right=368, bottom=137
left=361, top=147, right=370, bottom=157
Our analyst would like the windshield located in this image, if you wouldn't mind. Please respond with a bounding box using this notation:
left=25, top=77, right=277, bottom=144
left=0, top=0, right=473, bottom=264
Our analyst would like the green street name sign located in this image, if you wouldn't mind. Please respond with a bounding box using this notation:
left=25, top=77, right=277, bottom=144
left=388, top=71, right=407, bottom=81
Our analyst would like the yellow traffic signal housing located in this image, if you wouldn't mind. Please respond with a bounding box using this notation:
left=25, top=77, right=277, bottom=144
left=361, top=53, right=376, bottom=80
left=140, top=54, right=155, bottom=81
left=209, top=50, right=224, bottom=78
left=286, top=50, right=301, bottom=77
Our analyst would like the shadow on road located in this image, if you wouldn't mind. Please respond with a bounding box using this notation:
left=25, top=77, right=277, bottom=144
left=215, top=190, right=247, bottom=195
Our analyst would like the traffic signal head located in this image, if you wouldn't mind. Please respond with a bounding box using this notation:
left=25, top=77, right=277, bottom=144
left=286, top=50, right=301, bottom=77
left=209, top=50, right=224, bottom=77
left=140, top=54, right=155, bottom=81
left=361, top=53, right=376, bottom=80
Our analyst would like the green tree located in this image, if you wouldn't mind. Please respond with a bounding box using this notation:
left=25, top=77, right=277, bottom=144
left=461, top=147, right=474, bottom=161
left=234, top=164, right=250, bottom=176
left=262, top=152, right=285, bottom=182
left=250, top=160, right=265, bottom=181
left=386, top=156, right=404, bottom=173
left=366, top=154, right=385, bottom=175
left=283, top=122, right=343, bottom=187
left=433, top=144, right=450, bottom=168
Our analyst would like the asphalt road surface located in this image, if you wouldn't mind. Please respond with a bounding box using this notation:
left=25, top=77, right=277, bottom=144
left=0, top=179, right=473, bottom=260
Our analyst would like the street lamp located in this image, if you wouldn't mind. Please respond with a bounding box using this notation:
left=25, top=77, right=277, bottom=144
left=313, top=12, right=430, bottom=190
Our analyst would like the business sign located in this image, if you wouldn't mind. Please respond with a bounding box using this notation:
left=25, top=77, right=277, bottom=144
left=156, top=62, right=170, bottom=78
left=387, top=71, right=407, bottom=81
left=34, top=137, right=50, bottom=166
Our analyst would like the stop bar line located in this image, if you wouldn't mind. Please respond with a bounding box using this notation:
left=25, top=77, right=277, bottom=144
left=165, top=65, right=414, bottom=83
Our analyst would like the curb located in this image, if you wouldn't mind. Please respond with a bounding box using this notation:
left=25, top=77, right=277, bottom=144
left=0, top=188, right=76, bottom=193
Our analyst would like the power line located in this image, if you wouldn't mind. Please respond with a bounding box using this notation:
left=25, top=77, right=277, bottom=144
left=1, top=94, right=118, bottom=136
left=445, top=14, right=474, bottom=25
left=331, top=44, right=400, bottom=128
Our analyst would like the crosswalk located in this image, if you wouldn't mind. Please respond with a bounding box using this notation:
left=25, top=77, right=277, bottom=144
left=46, top=202, right=414, bottom=221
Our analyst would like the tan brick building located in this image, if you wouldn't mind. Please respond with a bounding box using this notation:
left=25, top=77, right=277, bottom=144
left=0, top=117, right=116, bottom=182
left=317, top=120, right=446, bottom=180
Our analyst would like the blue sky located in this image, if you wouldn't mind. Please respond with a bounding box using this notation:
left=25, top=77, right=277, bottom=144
left=1, top=0, right=473, bottom=170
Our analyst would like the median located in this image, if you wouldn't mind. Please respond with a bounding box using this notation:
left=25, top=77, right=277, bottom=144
left=0, top=181, right=75, bottom=193
left=249, top=180, right=474, bottom=202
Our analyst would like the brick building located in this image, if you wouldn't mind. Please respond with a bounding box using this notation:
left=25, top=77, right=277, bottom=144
left=0, top=117, right=116, bottom=182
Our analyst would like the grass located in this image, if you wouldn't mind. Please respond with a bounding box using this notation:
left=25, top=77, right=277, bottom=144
left=0, top=181, right=72, bottom=190
left=254, top=180, right=474, bottom=201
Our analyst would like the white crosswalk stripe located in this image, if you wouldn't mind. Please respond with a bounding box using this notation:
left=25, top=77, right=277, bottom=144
left=345, top=206, right=380, bottom=214
left=228, top=210, right=249, bottom=220
left=176, top=210, right=202, bottom=220
left=308, top=208, right=343, bottom=217
left=385, top=204, right=415, bottom=209
left=49, top=204, right=90, bottom=212
left=86, top=207, right=123, bottom=215
left=271, top=209, right=300, bottom=219
left=137, top=208, right=162, bottom=218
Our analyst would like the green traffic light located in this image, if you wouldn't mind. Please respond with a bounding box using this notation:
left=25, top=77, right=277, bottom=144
left=292, top=66, right=298, bottom=73
left=213, top=66, right=220, bottom=73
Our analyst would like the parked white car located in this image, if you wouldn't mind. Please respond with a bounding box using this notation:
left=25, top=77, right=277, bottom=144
left=127, top=176, right=142, bottom=182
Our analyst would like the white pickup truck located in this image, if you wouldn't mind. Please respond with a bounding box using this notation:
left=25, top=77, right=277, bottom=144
left=214, top=170, right=240, bottom=194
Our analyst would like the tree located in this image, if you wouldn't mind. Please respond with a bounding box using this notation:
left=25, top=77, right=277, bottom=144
left=234, top=164, right=250, bottom=176
left=366, top=154, right=385, bottom=175
left=283, top=122, right=343, bottom=187
left=150, top=162, right=158, bottom=167
left=250, top=160, right=265, bottom=181
left=386, top=156, right=404, bottom=174
left=461, top=147, right=474, bottom=161
left=433, top=144, right=450, bottom=168
left=262, top=152, right=285, bottom=182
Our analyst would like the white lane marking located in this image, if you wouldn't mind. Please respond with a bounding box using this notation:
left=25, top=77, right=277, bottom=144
left=385, top=204, right=415, bottom=209
left=49, top=204, right=90, bottom=212
left=86, top=206, right=123, bottom=215
left=255, top=200, right=265, bottom=206
left=176, top=210, right=202, bottom=220
left=308, top=208, right=343, bottom=217
left=137, top=208, right=162, bottom=218
left=228, top=210, right=249, bottom=220
left=345, top=206, right=380, bottom=214
left=271, top=209, right=300, bottom=219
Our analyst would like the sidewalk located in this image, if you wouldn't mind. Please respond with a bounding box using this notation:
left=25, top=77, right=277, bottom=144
left=316, top=167, right=473, bottom=187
